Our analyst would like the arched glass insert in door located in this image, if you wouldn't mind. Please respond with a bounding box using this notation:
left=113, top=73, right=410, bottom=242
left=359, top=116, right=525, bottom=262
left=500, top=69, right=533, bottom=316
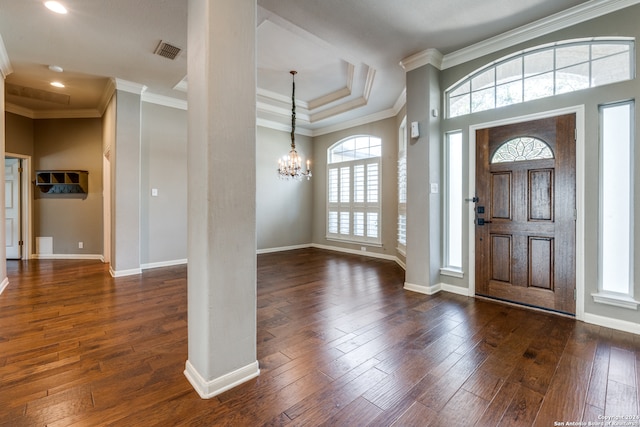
left=491, top=137, right=554, bottom=163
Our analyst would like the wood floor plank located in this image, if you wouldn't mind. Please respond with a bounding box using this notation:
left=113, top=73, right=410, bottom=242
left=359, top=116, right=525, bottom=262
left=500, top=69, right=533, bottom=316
left=533, top=354, right=592, bottom=426
left=0, top=250, right=637, bottom=426
left=498, top=384, right=544, bottom=426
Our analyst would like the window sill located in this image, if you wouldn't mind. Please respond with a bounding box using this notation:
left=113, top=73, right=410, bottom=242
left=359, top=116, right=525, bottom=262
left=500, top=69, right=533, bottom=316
left=591, top=292, right=639, bottom=310
left=325, top=237, right=382, bottom=248
left=440, top=267, right=464, bottom=279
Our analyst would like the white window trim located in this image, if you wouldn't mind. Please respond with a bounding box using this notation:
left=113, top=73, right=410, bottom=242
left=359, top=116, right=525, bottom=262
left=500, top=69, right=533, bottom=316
left=442, top=130, right=463, bottom=273
left=397, top=117, right=407, bottom=255
left=326, top=158, right=382, bottom=245
left=591, top=292, right=639, bottom=310
left=594, top=100, right=637, bottom=310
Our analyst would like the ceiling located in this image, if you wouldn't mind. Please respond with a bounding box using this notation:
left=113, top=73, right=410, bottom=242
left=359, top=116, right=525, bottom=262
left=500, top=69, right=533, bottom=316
left=0, top=0, right=602, bottom=134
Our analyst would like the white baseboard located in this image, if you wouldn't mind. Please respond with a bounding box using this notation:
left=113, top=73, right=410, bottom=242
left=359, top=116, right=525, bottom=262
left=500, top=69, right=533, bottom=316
left=32, top=253, right=104, bottom=260
left=141, top=259, right=188, bottom=270
left=0, top=277, right=8, bottom=295
left=184, top=360, right=260, bottom=399
left=257, top=244, right=311, bottom=254
left=441, top=283, right=472, bottom=297
left=310, top=243, right=398, bottom=262
left=404, top=281, right=441, bottom=295
left=404, top=281, right=472, bottom=297
left=583, top=313, right=640, bottom=335
left=109, top=267, right=142, bottom=277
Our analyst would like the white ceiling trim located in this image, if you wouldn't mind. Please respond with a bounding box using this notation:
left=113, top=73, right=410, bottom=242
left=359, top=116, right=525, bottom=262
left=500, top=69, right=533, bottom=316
left=401, top=0, right=640, bottom=72
left=257, top=117, right=313, bottom=137
left=308, top=65, right=376, bottom=123
left=5, top=103, right=102, bottom=119
left=115, top=78, right=147, bottom=95
left=307, top=62, right=354, bottom=110
left=258, top=87, right=310, bottom=110
left=399, top=49, right=443, bottom=72
left=443, top=0, right=640, bottom=69
left=142, top=92, right=188, bottom=110
left=311, top=105, right=399, bottom=137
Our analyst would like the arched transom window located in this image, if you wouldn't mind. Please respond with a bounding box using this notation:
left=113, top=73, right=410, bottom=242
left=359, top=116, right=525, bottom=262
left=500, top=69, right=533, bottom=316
left=446, top=38, right=634, bottom=118
left=491, top=137, right=554, bottom=163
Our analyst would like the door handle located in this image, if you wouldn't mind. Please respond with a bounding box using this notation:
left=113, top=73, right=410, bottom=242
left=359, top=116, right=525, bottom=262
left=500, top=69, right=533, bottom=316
left=476, top=218, right=492, bottom=225
left=465, top=197, right=479, bottom=203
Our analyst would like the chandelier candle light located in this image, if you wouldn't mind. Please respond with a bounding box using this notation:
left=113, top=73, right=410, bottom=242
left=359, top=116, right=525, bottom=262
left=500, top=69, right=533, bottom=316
left=278, top=70, right=312, bottom=180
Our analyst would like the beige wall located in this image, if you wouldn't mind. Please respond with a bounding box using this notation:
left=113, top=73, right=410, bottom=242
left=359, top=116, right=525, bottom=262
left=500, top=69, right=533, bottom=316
left=141, top=102, right=188, bottom=265
left=5, top=113, right=34, bottom=156
left=33, top=118, right=103, bottom=255
left=257, top=126, right=313, bottom=250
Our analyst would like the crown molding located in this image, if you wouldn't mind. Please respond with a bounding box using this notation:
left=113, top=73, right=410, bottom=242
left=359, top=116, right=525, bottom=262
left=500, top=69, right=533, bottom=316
left=5, top=103, right=101, bottom=119
left=142, top=92, right=188, bottom=110
left=400, top=48, right=443, bottom=72
left=399, top=0, right=640, bottom=73
left=311, top=106, right=398, bottom=137
left=441, top=0, right=640, bottom=69
left=97, top=78, right=116, bottom=115
left=257, top=117, right=313, bottom=137
left=115, top=78, right=147, bottom=95
left=0, top=35, right=13, bottom=78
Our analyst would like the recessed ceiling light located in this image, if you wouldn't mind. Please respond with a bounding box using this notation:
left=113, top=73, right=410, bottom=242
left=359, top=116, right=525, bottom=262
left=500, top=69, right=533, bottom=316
left=44, top=1, right=68, bottom=14
left=48, top=65, right=64, bottom=73
left=50, top=81, right=65, bottom=88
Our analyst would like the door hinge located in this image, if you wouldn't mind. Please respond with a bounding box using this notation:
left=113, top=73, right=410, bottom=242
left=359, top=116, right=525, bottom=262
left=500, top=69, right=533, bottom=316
left=19, top=240, right=23, bottom=246
left=574, top=209, right=577, bottom=221
left=18, top=167, right=23, bottom=173
left=574, top=128, right=577, bottom=142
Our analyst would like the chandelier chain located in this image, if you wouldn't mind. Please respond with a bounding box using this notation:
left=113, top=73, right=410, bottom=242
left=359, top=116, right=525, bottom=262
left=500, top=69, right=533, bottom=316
left=277, top=70, right=312, bottom=181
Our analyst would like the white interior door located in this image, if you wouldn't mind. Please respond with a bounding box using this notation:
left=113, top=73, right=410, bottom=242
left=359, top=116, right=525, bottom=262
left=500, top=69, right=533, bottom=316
left=5, top=158, right=22, bottom=259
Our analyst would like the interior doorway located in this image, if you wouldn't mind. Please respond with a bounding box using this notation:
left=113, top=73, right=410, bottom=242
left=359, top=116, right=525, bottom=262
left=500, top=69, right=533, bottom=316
left=474, top=114, right=577, bottom=315
left=5, top=154, right=32, bottom=260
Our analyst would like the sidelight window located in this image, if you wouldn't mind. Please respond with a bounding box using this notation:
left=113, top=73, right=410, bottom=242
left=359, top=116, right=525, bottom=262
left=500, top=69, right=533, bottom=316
left=594, top=100, right=638, bottom=309
left=443, top=131, right=463, bottom=273
left=398, top=118, right=407, bottom=254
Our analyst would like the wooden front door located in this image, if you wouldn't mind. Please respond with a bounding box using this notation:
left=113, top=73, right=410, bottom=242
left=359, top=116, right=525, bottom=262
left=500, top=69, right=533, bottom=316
left=475, top=114, right=576, bottom=314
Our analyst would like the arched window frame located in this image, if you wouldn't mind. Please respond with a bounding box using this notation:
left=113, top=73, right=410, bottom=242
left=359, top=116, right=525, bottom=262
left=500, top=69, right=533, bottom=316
left=446, top=37, right=635, bottom=118
left=327, top=135, right=382, bottom=245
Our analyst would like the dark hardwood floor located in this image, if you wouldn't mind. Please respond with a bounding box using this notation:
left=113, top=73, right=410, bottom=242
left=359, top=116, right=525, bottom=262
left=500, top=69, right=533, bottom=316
left=0, top=248, right=638, bottom=426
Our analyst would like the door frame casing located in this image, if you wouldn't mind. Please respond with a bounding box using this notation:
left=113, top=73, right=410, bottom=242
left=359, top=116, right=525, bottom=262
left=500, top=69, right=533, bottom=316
left=5, top=153, right=32, bottom=260
left=467, top=105, right=585, bottom=321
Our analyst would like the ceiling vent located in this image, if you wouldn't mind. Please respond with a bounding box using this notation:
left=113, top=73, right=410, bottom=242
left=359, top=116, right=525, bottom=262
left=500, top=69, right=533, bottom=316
left=154, top=41, right=181, bottom=60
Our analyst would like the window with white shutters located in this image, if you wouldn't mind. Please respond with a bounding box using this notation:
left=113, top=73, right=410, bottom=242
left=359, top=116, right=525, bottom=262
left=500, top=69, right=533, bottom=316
left=327, top=136, right=382, bottom=244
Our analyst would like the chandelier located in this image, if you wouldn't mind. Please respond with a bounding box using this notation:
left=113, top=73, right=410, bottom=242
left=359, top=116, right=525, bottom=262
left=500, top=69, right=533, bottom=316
left=278, top=71, right=312, bottom=180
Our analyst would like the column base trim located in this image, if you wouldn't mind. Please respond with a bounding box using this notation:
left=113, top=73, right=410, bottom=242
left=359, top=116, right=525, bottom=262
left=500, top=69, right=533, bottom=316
left=184, top=359, right=260, bottom=399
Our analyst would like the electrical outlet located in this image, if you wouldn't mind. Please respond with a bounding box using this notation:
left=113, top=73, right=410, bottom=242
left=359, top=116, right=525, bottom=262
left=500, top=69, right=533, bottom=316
left=360, top=246, right=367, bottom=252
left=78, top=242, right=83, bottom=249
